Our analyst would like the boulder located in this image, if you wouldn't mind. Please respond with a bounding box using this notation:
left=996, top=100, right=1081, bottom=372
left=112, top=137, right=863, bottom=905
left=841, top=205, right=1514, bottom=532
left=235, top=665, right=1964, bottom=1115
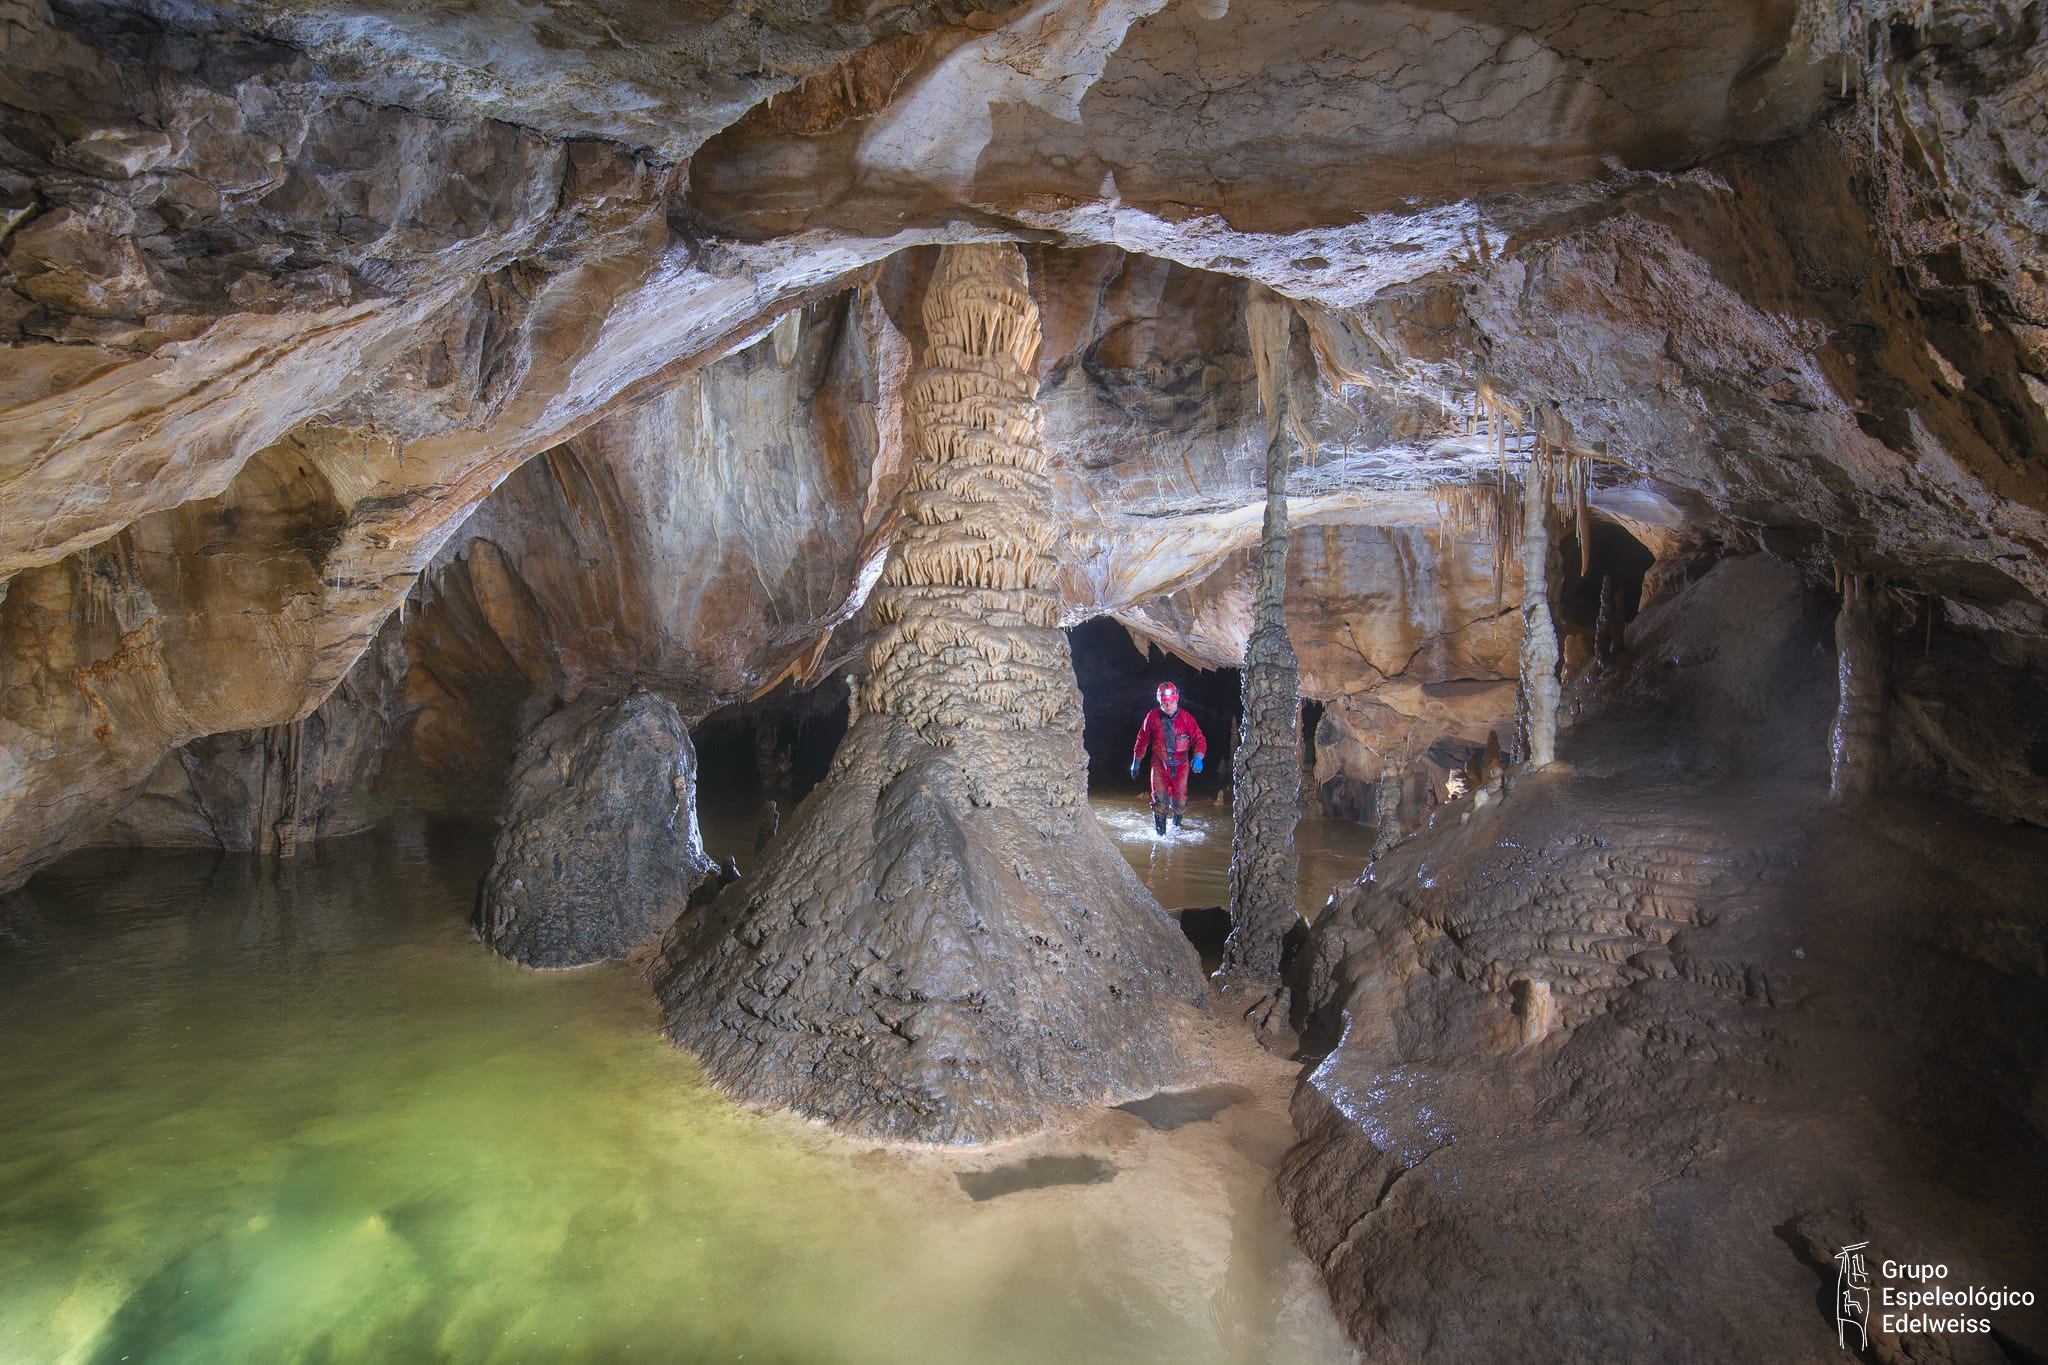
left=479, top=689, right=714, bottom=968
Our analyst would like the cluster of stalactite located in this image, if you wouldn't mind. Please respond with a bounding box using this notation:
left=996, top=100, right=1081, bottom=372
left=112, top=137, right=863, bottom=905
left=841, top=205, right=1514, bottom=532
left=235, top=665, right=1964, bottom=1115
left=1433, top=385, right=1604, bottom=769
left=859, top=243, right=1082, bottom=804
left=1219, top=284, right=1303, bottom=1023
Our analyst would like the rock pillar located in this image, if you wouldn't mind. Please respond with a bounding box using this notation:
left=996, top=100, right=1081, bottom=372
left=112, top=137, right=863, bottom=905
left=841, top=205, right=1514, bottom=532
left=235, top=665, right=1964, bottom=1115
left=654, top=245, right=1201, bottom=1142
left=1518, top=468, right=1561, bottom=768
left=1828, top=571, right=1888, bottom=801
left=1219, top=284, right=1303, bottom=1026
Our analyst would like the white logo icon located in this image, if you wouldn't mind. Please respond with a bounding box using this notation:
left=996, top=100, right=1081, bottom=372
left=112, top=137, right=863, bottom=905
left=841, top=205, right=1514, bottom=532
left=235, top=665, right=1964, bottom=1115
left=1836, top=1241, right=1871, bottom=1351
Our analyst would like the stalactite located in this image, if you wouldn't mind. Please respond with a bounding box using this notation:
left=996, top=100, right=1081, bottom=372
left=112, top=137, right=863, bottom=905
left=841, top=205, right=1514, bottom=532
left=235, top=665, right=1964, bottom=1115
left=1219, top=283, right=1302, bottom=1027
left=1573, top=454, right=1592, bottom=577
left=1518, top=458, right=1561, bottom=769
left=1829, top=569, right=1889, bottom=801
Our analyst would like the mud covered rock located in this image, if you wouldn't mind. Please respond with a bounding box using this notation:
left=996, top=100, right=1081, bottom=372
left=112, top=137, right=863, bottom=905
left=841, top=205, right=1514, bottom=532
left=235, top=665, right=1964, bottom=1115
left=655, top=713, right=1204, bottom=1142
left=479, top=689, right=714, bottom=968
left=1280, top=556, right=2048, bottom=1360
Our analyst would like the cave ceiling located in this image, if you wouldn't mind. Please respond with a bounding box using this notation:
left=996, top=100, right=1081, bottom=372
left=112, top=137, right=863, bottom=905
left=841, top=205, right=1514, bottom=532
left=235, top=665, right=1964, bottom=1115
left=1, top=0, right=2044, bottom=886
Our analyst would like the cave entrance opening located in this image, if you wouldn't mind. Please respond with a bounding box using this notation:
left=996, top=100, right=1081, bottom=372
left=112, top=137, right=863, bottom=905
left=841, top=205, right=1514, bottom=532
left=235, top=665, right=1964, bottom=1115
left=687, top=676, right=849, bottom=866
left=1067, top=616, right=1240, bottom=795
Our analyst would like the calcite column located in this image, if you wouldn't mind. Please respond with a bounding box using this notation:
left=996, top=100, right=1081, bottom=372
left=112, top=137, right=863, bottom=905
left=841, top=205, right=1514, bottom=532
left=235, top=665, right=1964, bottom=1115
left=1828, top=571, right=1888, bottom=801
left=1518, top=467, right=1561, bottom=768
left=654, top=245, right=1201, bottom=1142
left=859, top=245, right=1084, bottom=807
left=1219, top=285, right=1303, bottom=1024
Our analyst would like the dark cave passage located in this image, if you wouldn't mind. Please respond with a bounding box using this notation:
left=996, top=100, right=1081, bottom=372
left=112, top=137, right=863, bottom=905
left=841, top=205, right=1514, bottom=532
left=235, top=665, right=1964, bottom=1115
left=1067, top=617, right=1240, bottom=796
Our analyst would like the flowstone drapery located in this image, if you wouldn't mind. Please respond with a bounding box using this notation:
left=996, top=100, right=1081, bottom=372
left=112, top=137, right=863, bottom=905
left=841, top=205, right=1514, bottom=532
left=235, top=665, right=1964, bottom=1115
left=654, top=245, right=1202, bottom=1143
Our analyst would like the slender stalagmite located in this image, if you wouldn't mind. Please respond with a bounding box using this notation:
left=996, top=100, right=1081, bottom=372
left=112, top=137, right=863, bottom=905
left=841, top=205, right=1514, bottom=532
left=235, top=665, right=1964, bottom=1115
left=1829, top=570, right=1888, bottom=800
left=655, top=245, right=1201, bottom=1142
left=1594, top=574, right=1623, bottom=661
left=1218, top=284, right=1302, bottom=1024
left=1518, top=463, right=1561, bottom=768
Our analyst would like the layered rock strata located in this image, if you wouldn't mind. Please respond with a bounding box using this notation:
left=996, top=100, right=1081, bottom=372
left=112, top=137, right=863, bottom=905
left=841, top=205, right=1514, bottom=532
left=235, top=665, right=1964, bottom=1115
left=654, top=244, right=1203, bottom=1142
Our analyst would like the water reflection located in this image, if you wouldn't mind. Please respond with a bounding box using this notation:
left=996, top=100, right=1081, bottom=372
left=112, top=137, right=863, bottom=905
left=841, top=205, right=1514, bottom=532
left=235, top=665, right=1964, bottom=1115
left=1086, top=791, right=1377, bottom=922
left=0, top=824, right=1353, bottom=1365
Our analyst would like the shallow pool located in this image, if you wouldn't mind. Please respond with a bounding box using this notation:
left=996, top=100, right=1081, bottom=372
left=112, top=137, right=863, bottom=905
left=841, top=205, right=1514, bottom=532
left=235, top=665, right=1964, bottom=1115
left=0, top=824, right=1353, bottom=1365
left=1087, top=792, right=1377, bottom=923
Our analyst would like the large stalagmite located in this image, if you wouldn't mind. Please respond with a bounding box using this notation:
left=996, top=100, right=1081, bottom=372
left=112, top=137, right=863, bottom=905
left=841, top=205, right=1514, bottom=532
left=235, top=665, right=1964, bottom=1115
left=653, top=244, right=1203, bottom=1143
left=1218, top=285, right=1303, bottom=1021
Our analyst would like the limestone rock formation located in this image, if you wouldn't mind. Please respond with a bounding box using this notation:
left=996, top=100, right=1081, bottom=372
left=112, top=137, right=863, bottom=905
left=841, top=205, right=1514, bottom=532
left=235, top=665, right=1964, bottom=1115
left=479, top=689, right=714, bottom=968
left=1220, top=284, right=1304, bottom=1016
left=1282, top=557, right=2048, bottom=1359
left=654, top=244, right=1203, bottom=1142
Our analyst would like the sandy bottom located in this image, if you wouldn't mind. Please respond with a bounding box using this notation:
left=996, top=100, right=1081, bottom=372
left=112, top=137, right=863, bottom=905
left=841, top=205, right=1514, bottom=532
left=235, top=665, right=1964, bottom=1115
left=0, top=823, right=1356, bottom=1365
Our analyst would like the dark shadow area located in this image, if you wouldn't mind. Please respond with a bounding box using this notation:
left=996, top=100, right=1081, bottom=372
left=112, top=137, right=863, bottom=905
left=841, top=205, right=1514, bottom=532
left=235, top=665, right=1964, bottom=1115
left=691, top=677, right=849, bottom=805
left=1113, top=1084, right=1253, bottom=1131
left=1559, top=518, right=1655, bottom=632
left=1068, top=617, right=1239, bottom=794
left=956, top=1155, right=1117, bottom=1202
left=689, top=678, right=849, bottom=867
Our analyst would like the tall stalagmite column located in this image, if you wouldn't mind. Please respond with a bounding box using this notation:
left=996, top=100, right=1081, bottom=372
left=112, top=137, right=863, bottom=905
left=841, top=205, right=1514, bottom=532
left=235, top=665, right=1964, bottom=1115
left=655, top=245, right=1202, bottom=1142
left=1518, top=465, right=1561, bottom=768
left=1218, top=285, right=1302, bottom=1024
left=1829, top=571, right=1888, bottom=800
left=859, top=245, right=1083, bottom=806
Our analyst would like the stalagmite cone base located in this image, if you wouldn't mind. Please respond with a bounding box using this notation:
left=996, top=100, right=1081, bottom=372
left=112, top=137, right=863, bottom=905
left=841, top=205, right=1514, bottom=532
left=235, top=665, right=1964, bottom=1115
left=654, top=244, right=1204, bottom=1141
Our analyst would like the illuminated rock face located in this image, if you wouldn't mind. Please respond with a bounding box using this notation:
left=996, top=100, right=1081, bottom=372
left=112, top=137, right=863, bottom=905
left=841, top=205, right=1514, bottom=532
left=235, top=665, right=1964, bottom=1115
left=860, top=245, right=1087, bottom=808
left=653, top=245, right=1202, bottom=1144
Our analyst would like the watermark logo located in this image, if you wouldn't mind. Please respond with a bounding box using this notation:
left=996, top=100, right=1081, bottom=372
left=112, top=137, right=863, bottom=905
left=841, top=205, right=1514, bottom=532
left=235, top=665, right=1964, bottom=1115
left=1836, top=1241, right=1871, bottom=1351
left=1826, top=1244, right=2035, bottom=1349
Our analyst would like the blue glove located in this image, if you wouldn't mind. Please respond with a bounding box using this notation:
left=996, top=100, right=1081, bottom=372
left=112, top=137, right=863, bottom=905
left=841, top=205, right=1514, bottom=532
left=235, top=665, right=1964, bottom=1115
left=1192, top=754, right=1204, bottom=774
left=1130, top=758, right=1141, bottom=779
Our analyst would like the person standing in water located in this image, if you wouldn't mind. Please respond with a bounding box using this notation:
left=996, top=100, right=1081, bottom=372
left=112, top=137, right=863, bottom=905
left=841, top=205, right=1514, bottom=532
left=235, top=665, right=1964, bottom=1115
left=1130, top=681, right=1207, bottom=835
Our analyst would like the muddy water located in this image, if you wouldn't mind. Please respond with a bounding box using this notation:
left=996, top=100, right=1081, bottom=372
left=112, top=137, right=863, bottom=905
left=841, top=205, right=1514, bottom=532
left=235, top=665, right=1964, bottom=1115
left=0, top=824, right=1355, bottom=1365
left=1087, top=791, right=1378, bottom=923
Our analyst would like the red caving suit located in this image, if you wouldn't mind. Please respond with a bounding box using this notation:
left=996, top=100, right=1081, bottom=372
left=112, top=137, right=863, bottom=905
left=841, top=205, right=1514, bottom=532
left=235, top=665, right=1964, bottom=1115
left=1132, top=707, right=1207, bottom=812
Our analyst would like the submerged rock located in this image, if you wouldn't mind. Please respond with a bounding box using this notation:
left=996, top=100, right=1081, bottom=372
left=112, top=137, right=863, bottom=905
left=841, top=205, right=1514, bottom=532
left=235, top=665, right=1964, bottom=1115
left=479, top=690, right=714, bottom=968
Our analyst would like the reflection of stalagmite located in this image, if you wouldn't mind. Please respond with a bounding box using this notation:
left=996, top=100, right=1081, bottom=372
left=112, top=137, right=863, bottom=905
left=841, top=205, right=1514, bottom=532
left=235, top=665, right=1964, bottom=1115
left=655, top=244, right=1201, bottom=1142
left=1829, top=570, right=1888, bottom=801
left=1518, top=464, right=1561, bottom=768
left=1219, top=284, right=1303, bottom=1026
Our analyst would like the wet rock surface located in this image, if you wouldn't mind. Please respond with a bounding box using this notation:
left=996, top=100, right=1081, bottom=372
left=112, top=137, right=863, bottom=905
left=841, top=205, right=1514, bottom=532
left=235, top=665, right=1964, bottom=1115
left=655, top=713, right=1204, bottom=1142
left=1282, top=557, right=2048, bottom=1360
left=479, top=689, right=714, bottom=968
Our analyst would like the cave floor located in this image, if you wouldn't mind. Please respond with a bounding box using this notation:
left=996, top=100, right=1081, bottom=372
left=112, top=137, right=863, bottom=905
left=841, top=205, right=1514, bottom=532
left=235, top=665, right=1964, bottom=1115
left=0, top=823, right=1355, bottom=1365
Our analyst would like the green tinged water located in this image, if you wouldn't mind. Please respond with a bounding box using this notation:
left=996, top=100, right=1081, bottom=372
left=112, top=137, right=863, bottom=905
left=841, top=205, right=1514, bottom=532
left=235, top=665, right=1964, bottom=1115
left=0, top=815, right=1357, bottom=1365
